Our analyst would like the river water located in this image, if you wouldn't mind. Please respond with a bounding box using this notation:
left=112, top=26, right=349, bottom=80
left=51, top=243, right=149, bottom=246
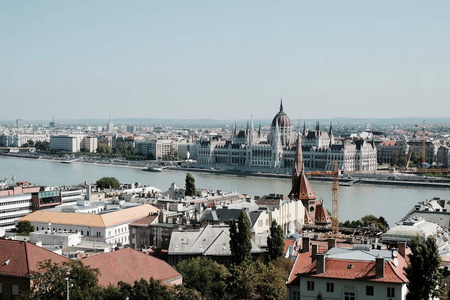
left=1, top=156, right=448, bottom=227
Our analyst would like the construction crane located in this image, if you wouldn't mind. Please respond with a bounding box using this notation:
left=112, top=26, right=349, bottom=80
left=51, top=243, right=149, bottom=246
left=421, top=120, right=427, bottom=168
left=332, top=161, right=340, bottom=238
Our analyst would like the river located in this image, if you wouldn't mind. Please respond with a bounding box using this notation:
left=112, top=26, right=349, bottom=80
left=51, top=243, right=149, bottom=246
left=1, top=156, right=448, bottom=228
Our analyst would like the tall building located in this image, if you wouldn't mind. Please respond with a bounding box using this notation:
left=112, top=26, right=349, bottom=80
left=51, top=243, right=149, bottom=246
left=197, top=101, right=377, bottom=173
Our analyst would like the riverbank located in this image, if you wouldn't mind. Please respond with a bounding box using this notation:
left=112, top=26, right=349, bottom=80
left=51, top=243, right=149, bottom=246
left=2, top=152, right=450, bottom=189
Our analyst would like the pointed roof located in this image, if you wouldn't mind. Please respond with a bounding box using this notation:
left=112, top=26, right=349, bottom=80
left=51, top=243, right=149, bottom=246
left=289, top=135, right=317, bottom=201
left=0, top=239, right=69, bottom=278
left=279, top=98, right=284, bottom=112
left=82, top=248, right=182, bottom=286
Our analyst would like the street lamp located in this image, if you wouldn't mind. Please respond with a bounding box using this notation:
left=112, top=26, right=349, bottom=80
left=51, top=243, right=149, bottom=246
left=65, top=272, right=70, bottom=300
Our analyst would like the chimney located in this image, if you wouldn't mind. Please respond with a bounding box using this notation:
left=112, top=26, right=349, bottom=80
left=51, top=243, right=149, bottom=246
left=316, top=253, right=325, bottom=274
left=302, top=237, right=310, bottom=253
left=375, top=255, right=385, bottom=278
left=327, top=238, right=336, bottom=250
left=311, top=244, right=318, bottom=262
left=397, top=242, right=406, bottom=258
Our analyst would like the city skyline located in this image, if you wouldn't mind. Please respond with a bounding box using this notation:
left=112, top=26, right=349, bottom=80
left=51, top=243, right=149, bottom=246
left=1, top=1, right=449, bottom=121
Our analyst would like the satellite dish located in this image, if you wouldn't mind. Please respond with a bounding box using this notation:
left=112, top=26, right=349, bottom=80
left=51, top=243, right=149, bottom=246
left=392, top=250, right=398, bottom=258
left=393, top=258, right=399, bottom=267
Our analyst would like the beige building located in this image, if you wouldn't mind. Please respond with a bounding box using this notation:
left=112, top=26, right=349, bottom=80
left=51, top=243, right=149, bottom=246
left=19, top=204, right=159, bottom=246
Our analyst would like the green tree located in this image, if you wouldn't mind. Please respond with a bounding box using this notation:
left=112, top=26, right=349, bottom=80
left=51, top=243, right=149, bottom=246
left=271, top=257, right=294, bottom=281
left=405, top=236, right=444, bottom=300
left=23, top=260, right=102, bottom=300
left=229, top=209, right=252, bottom=265
left=176, top=257, right=230, bottom=300
left=228, top=261, right=286, bottom=300
left=35, top=141, right=51, bottom=152
left=185, top=173, right=196, bottom=197
left=96, top=177, right=120, bottom=189
left=315, top=291, right=325, bottom=300
left=16, top=220, right=34, bottom=236
left=267, top=220, right=285, bottom=262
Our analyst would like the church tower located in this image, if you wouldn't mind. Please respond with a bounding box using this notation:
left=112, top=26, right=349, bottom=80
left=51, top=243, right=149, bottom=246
left=289, top=134, right=331, bottom=225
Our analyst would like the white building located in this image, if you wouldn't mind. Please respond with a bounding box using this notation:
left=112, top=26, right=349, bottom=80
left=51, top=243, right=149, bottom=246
left=19, top=204, right=159, bottom=246
left=135, top=140, right=178, bottom=159
left=197, top=101, right=377, bottom=173
left=287, top=245, right=408, bottom=300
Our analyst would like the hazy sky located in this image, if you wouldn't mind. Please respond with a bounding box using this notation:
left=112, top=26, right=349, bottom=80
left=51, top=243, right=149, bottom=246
left=1, top=1, right=449, bottom=121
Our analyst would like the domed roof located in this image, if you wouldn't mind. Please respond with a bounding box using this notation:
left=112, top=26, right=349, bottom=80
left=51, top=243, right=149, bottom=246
left=271, top=100, right=291, bottom=128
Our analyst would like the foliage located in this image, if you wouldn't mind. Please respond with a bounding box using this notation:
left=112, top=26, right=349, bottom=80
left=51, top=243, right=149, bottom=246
left=176, top=257, right=230, bottom=300
left=35, top=141, right=51, bottom=152
left=405, top=236, right=444, bottom=300
left=129, top=278, right=177, bottom=300
left=340, top=214, right=389, bottom=231
left=96, top=177, right=120, bottom=189
left=97, top=143, right=112, bottom=155
left=227, top=261, right=287, bottom=300
left=315, top=291, right=325, bottom=300
left=229, top=209, right=252, bottom=265
left=267, top=220, right=285, bottom=262
left=271, top=257, right=294, bottom=281
left=16, top=220, right=34, bottom=236
left=162, top=145, right=180, bottom=161
left=185, top=173, right=196, bottom=197
left=22, top=260, right=102, bottom=300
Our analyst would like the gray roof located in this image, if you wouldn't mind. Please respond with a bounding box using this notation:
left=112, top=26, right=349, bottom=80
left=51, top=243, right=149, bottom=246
left=199, top=208, right=262, bottom=227
left=168, top=225, right=264, bottom=256
left=326, top=247, right=394, bottom=261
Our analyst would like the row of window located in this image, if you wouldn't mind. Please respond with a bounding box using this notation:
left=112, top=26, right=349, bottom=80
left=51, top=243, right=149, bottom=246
left=306, top=281, right=395, bottom=297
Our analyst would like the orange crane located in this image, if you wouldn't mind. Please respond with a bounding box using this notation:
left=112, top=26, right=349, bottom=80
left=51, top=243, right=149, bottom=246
left=332, top=161, right=340, bottom=238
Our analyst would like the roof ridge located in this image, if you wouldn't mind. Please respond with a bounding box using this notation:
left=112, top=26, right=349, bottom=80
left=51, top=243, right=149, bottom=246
left=23, top=242, right=30, bottom=276
left=202, top=230, right=228, bottom=254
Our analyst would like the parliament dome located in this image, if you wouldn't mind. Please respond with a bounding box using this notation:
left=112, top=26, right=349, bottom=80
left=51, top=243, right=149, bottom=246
left=271, top=101, right=291, bottom=128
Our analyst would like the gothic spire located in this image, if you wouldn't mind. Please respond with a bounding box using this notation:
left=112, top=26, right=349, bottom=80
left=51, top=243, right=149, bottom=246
left=279, top=97, right=284, bottom=112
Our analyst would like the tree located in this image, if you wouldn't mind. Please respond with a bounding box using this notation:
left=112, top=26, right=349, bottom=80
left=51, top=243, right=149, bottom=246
left=227, top=261, right=287, bottom=300
left=16, top=220, right=34, bottom=236
left=23, top=260, right=102, bottom=300
left=176, top=257, right=230, bottom=300
left=315, top=291, right=325, bottom=300
left=405, top=236, right=444, bottom=300
left=35, top=141, right=51, bottom=152
left=229, top=209, right=252, bottom=265
left=129, top=278, right=176, bottom=300
left=267, top=220, right=285, bottom=262
left=185, top=173, right=196, bottom=197
left=96, top=177, right=120, bottom=189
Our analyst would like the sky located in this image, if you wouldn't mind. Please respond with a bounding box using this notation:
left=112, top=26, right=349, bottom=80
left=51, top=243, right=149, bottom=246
left=1, top=1, right=449, bottom=121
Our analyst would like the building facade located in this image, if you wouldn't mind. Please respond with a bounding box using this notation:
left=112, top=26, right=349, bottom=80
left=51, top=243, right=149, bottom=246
left=196, top=102, right=377, bottom=173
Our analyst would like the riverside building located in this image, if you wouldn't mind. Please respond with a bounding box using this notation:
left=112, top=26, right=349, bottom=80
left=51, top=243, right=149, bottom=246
left=196, top=101, right=377, bottom=173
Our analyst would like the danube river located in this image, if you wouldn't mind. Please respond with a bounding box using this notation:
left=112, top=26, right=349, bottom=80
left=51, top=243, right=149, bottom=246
left=1, top=156, right=448, bottom=227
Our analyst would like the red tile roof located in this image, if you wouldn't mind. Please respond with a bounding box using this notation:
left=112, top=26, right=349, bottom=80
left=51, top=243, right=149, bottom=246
left=0, top=239, right=69, bottom=278
left=380, top=141, right=397, bottom=146
left=284, top=239, right=295, bottom=254
left=130, top=214, right=158, bottom=227
left=82, top=248, right=182, bottom=286
left=287, top=252, right=312, bottom=285
left=299, top=257, right=407, bottom=283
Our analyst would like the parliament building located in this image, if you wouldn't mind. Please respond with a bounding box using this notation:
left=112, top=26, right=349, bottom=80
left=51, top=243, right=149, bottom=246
left=197, top=101, right=377, bottom=173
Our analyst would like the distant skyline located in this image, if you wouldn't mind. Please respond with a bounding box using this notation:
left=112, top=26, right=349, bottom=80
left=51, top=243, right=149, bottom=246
left=1, top=1, right=449, bottom=121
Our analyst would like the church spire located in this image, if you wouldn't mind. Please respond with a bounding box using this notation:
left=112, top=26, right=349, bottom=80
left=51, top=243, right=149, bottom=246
left=302, top=121, right=306, bottom=136
left=279, top=97, right=284, bottom=112
left=316, top=120, right=320, bottom=134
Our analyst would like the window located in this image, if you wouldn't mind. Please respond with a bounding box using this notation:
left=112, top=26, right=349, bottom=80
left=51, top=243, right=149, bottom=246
left=344, top=292, right=355, bottom=300
left=307, top=281, right=314, bottom=291
left=366, top=286, right=374, bottom=296
left=387, top=287, right=395, bottom=297
left=326, top=282, right=334, bottom=292
left=293, top=291, right=300, bottom=300
left=12, top=284, right=19, bottom=299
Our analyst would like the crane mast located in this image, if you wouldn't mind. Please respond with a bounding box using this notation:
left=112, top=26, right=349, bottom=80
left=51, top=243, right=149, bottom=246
left=332, top=160, right=340, bottom=238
